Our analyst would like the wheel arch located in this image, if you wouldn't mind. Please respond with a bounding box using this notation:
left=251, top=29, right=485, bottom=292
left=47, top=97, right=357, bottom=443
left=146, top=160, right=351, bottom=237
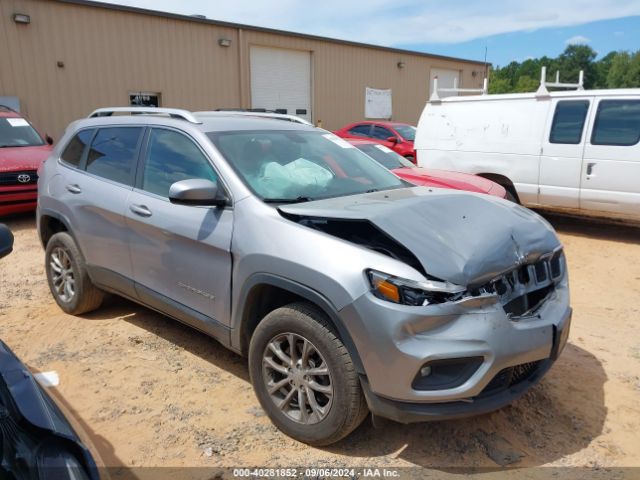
left=232, top=274, right=365, bottom=374
left=38, top=209, right=73, bottom=249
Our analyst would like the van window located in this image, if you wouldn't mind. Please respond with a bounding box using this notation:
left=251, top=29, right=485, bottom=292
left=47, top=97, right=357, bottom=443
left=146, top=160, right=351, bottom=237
left=86, top=127, right=142, bottom=185
left=591, top=100, right=640, bottom=146
left=142, top=128, right=218, bottom=198
left=549, top=101, right=589, bottom=144
left=60, top=129, right=94, bottom=167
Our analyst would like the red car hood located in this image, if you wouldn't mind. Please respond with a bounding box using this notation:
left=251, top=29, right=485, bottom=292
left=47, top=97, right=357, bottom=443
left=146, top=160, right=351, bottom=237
left=393, top=167, right=506, bottom=198
left=0, top=145, right=52, bottom=172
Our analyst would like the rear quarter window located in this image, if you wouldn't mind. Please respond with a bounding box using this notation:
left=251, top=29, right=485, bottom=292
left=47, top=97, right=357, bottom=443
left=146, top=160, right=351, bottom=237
left=591, top=100, right=640, bottom=146
left=60, top=129, right=94, bottom=167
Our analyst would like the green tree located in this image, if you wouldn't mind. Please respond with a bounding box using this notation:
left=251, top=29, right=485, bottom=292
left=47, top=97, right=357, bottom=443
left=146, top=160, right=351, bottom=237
left=488, top=45, right=639, bottom=93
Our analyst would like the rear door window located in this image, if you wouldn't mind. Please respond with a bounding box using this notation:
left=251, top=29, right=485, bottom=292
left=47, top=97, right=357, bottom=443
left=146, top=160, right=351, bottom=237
left=141, top=128, right=218, bottom=198
left=549, top=101, right=589, bottom=144
left=591, top=100, right=640, bottom=146
left=347, top=124, right=372, bottom=137
left=85, top=127, right=143, bottom=185
left=60, top=129, right=94, bottom=168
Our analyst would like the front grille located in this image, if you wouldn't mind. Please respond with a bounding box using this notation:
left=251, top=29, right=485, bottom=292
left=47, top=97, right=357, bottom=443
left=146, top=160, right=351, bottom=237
left=0, top=170, right=38, bottom=186
left=479, top=360, right=541, bottom=396
left=474, top=251, right=565, bottom=319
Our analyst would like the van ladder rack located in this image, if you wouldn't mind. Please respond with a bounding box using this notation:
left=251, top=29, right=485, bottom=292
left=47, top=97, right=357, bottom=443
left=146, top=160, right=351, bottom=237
left=536, top=66, right=584, bottom=97
left=88, top=107, right=202, bottom=124
left=429, top=77, right=488, bottom=102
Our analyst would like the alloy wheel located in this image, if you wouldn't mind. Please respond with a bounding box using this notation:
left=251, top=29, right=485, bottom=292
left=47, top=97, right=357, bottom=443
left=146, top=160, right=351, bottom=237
left=262, top=332, right=333, bottom=424
left=49, top=247, right=75, bottom=303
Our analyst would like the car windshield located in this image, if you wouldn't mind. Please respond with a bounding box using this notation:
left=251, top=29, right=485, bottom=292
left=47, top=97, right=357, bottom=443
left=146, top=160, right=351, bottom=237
left=393, top=125, right=416, bottom=141
left=0, top=117, right=44, bottom=148
left=208, top=130, right=407, bottom=202
left=355, top=144, right=416, bottom=170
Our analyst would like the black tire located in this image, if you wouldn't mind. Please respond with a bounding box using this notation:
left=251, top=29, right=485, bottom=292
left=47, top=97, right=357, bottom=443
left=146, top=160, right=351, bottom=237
left=248, top=302, right=368, bottom=446
left=45, top=232, right=104, bottom=315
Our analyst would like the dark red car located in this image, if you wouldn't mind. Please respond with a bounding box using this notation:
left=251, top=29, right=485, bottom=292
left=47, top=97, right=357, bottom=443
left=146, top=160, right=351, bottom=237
left=0, top=106, right=53, bottom=216
left=348, top=139, right=507, bottom=198
left=335, top=120, right=416, bottom=162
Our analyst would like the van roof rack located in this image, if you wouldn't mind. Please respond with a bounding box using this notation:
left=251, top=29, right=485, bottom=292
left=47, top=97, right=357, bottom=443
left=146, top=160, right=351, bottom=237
left=88, top=107, right=202, bottom=124
left=429, top=77, right=488, bottom=102
left=536, top=66, right=584, bottom=97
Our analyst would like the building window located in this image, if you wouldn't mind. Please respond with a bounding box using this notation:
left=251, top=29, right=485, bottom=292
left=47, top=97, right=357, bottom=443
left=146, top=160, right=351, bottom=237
left=129, top=92, right=161, bottom=107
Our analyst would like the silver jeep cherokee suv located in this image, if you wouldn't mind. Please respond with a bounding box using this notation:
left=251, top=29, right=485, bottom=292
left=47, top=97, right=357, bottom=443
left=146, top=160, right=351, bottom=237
left=37, top=107, right=571, bottom=445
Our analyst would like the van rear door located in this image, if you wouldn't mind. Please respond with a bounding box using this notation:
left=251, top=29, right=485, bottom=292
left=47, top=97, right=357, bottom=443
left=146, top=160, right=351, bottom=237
left=580, top=97, right=640, bottom=220
left=538, top=98, right=592, bottom=209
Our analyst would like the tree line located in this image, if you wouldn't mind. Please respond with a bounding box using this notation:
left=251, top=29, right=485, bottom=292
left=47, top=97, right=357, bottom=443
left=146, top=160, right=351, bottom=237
left=489, top=45, right=640, bottom=93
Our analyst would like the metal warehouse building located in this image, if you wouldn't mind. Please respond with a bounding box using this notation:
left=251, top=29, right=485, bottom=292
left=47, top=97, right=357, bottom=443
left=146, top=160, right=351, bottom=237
left=1, top=0, right=486, bottom=139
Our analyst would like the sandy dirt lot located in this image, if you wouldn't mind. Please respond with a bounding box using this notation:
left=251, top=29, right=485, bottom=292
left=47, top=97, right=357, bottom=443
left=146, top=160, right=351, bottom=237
left=1, top=212, right=639, bottom=477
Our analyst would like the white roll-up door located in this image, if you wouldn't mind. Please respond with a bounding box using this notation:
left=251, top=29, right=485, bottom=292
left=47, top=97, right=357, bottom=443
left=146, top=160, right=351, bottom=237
left=430, top=68, right=461, bottom=98
left=250, top=46, right=312, bottom=122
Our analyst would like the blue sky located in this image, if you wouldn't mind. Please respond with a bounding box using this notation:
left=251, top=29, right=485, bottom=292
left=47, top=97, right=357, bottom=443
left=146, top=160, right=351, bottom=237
left=95, top=0, right=640, bottom=66
left=402, top=16, right=640, bottom=66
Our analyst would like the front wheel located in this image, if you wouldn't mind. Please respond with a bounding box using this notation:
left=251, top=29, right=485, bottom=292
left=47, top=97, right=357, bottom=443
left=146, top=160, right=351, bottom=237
left=248, top=302, right=368, bottom=446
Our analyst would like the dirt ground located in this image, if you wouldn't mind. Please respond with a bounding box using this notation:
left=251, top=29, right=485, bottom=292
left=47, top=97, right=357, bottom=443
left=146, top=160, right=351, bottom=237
left=1, top=212, right=639, bottom=477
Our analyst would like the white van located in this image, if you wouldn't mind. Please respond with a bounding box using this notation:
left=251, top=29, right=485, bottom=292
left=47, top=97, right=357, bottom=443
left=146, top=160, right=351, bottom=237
left=415, top=82, right=640, bottom=222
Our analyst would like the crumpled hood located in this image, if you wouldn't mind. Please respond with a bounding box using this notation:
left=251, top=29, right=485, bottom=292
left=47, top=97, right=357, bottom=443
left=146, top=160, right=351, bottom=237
left=279, top=187, right=561, bottom=287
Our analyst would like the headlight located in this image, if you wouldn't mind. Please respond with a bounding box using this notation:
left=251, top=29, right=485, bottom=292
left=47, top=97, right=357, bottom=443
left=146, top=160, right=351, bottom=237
left=367, top=269, right=466, bottom=306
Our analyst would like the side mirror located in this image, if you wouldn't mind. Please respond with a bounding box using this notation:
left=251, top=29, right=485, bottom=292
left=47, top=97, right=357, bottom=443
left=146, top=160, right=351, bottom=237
left=386, top=136, right=398, bottom=144
left=45, top=135, right=54, bottom=145
left=0, top=224, right=14, bottom=260
left=169, top=179, right=227, bottom=207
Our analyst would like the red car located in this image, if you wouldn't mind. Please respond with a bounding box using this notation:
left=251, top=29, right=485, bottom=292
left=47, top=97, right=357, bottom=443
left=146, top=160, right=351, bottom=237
left=0, top=106, right=53, bottom=216
left=335, top=120, right=416, bottom=162
left=348, top=139, right=507, bottom=198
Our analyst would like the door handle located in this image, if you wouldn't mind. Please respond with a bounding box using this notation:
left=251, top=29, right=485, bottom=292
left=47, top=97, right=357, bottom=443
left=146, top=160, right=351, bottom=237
left=129, top=204, right=152, bottom=217
left=586, top=162, right=596, bottom=176
left=65, top=184, right=81, bottom=194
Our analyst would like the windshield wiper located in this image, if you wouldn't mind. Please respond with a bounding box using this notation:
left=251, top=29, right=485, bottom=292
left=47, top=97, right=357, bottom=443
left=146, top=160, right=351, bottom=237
left=264, top=196, right=314, bottom=204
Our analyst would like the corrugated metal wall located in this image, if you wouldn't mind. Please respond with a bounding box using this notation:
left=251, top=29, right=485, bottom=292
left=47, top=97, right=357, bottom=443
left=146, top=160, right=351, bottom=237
left=0, top=0, right=485, bottom=139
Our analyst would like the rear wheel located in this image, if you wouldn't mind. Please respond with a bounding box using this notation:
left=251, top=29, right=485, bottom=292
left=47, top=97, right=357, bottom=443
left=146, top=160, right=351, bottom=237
left=45, top=232, right=104, bottom=315
left=248, top=302, right=368, bottom=446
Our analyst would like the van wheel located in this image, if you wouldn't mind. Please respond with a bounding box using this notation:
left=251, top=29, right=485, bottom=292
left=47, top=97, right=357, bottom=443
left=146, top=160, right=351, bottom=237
left=45, top=232, right=104, bottom=315
left=248, top=302, right=368, bottom=446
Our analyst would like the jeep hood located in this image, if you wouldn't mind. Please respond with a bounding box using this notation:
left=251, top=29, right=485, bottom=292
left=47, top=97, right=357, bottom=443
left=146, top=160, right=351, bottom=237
left=279, top=187, right=561, bottom=287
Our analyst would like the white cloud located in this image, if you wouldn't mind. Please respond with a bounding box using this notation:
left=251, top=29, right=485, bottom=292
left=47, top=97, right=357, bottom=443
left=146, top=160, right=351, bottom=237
left=565, top=35, right=591, bottom=45
left=92, top=0, right=640, bottom=47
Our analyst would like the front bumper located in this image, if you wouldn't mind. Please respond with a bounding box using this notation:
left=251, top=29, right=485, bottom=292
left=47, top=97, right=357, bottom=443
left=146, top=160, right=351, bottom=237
left=0, top=185, right=38, bottom=216
left=339, top=277, right=571, bottom=410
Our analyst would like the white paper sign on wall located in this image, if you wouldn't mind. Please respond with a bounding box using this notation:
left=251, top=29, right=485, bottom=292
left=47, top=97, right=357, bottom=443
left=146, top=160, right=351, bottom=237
left=365, top=87, right=392, bottom=119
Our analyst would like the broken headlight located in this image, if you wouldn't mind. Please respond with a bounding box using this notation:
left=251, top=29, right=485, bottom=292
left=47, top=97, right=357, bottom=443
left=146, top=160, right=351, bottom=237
left=367, top=269, right=466, bottom=306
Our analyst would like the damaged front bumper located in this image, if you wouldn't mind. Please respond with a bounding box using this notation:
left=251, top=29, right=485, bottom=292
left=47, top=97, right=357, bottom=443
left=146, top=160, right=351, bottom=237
left=339, top=272, right=571, bottom=420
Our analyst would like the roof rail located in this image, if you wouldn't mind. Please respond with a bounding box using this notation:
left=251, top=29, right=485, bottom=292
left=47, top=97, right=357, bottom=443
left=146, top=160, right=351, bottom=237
left=429, top=77, right=488, bottom=102
left=0, top=105, right=17, bottom=113
left=88, top=107, right=202, bottom=124
left=536, top=66, right=584, bottom=97
left=194, top=110, right=313, bottom=125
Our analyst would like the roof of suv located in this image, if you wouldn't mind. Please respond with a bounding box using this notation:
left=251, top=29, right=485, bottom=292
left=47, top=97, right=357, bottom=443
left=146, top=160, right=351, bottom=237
left=79, top=108, right=316, bottom=133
